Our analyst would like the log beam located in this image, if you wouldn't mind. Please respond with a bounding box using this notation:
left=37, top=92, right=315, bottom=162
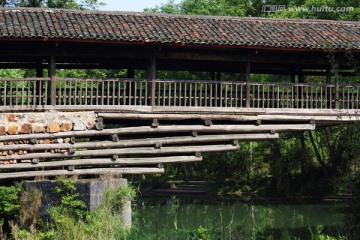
left=0, top=124, right=314, bottom=142
left=0, top=144, right=240, bottom=161
left=0, top=133, right=279, bottom=152
left=0, top=155, right=202, bottom=170
left=0, top=168, right=165, bottom=180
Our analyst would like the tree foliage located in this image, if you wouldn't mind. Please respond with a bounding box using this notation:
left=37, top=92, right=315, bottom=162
left=0, top=0, right=104, bottom=10
left=145, top=0, right=359, bottom=20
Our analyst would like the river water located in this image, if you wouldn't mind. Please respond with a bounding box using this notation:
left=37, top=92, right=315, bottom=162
left=130, top=197, right=345, bottom=239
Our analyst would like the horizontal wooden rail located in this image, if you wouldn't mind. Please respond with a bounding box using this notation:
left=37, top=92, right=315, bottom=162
left=0, top=77, right=359, bottom=110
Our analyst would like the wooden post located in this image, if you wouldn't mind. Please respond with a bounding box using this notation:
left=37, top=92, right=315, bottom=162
left=298, top=69, right=304, bottom=108
left=326, top=69, right=331, bottom=84
left=48, top=55, right=56, bottom=106
left=127, top=68, right=135, bottom=79
left=147, top=53, right=156, bottom=107
left=245, top=56, right=251, bottom=108
left=326, top=68, right=331, bottom=109
left=211, top=72, right=216, bottom=80
left=36, top=61, right=44, bottom=105
left=125, top=69, right=134, bottom=102
left=240, top=65, right=245, bottom=82
left=334, top=68, right=340, bottom=109
left=290, top=72, right=296, bottom=83
left=36, top=61, right=43, bottom=78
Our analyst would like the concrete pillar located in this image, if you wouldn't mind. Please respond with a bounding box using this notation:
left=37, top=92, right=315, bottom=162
left=25, top=178, right=131, bottom=227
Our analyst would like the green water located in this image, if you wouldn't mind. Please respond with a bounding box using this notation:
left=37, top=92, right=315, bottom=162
left=130, top=198, right=345, bottom=239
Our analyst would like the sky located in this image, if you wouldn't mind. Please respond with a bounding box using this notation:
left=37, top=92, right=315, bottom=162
left=99, top=0, right=181, bottom=12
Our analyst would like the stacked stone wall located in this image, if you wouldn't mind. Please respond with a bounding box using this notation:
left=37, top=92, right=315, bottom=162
left=0, top=111, right=97, bottom=165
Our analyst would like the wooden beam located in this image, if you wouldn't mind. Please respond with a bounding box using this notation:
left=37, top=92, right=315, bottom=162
left=0, top=167, right=165, bottom=180
left=0, top=143, right=240, bottom=161
left=0, top=124, right=313, bottom=142
left=0, top=133, right=279, bottom=152
left=0, top=155, right=202, bottom=170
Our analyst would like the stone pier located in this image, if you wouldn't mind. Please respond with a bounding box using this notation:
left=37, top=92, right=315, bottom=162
left=25, top=178, right=132, bottom=227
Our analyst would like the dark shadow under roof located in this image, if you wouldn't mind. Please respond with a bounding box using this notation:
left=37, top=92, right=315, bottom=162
left=0, top=7, right=359, bottom=51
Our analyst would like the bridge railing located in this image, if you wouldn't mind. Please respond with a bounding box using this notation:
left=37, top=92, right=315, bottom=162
left=0, top=78, right=49, bottom=107
left=0, top=78, right=359, bottom=110
left=156, top=80, right=360, bottom=109
left=56, top=78, right=148, bottom=106
left=155, top=79, right=246, bottom=108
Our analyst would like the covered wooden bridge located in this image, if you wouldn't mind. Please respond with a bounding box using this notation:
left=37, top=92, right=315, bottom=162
left=0, top=8, right=359, bottom=179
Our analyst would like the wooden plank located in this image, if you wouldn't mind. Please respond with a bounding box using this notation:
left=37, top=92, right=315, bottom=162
left=0, top=133, right=279, bottom=152
left=0, top=143, right=240, bottom=161
left=0, top=156, right=202, bottom=170
left=0, top=167, right=165, bottom=180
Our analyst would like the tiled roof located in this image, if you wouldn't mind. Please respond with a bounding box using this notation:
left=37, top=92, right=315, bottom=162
left=0, top=7, right=359, bottom=50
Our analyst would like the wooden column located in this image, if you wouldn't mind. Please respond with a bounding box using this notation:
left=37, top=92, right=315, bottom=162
left=298, top=69, right=304, bottom=83
left=48, top=55, right=56, bottom=106
left=127, top=68, right=135, bottom=79
left=326, top=68, right=331, bottom=109
left=216, top=72, right=221, bottom=81
left=211, top=72, right=216, bottom=80
left=36, top=61, right=43, bottom=78
left=240, top=66, right=246, bottom=82
left=290, top=72, right=296, bottom=83
left=334, top=68, right=340, bottom=109
left=147, top=53, right=156, bottom=107
left=245, top=56, right=251, bottom=108
left=298, top=69, right=304, bottom=108
left=211, top=72, right=221, bottom=81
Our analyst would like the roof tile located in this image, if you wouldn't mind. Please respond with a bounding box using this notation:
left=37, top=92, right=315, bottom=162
left=0, top=8, right=359, bottom=50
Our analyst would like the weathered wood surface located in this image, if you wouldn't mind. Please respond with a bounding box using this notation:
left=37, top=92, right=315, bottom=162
left=0, top=167, right=165, bottom=180
left=1, top=77, right=359, bottom=111
left=0, top=124, right=312, bottom=142
left=0, top=143, right=239, bottom=161
left=0, top=155, right=202, bottom=170
left=99, top=112, right=360, bottom=122
left=0, top=133, right=279, bottom=152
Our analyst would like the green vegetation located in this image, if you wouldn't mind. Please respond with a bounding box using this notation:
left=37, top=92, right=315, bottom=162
left=0, top=0, right=104, bottom=10
left=0, top=177, right=136, bottom=240
left=0, top=0, right=359, bottom=239
left=145, top=0, right=359, bottom=20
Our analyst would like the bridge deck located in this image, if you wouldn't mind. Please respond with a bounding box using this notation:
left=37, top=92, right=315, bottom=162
left=1, top=78, right=359, bottom=125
